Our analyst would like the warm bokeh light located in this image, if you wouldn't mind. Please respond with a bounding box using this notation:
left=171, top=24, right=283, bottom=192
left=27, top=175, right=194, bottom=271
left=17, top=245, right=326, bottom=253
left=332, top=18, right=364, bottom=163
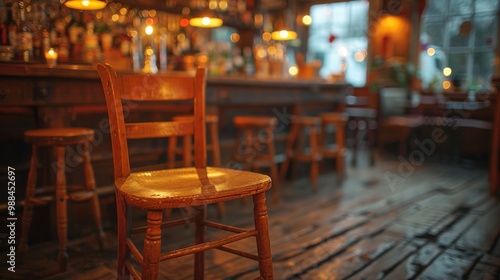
left=119, top=7, right=127, bottom=15
left=427, top=47, right=436, bottom=56
left=256, top=48, right=267, bottom=59
left=354, top=50, right=367, bottom=62
left=254, top=14, right=263, bottom=27
left=180, top=18, right=189, bottom=27
left=230, top=33, right=240, bottom=43
left=209, top=0, right=218, bottom=9
left=145, top=25, right=153, bottom=35
left=267, top=45, right=276, bottom=56
left=111, top=14, right=119, bottom=22
left=262, top=32, right=272, bottom=42
left=443, top=67, right=452, bottom=76
left=302, top=15, right=312, bottom=26
left=219, top=0, right=228, bottom=10
left=289, top=66, right=298, bottom=76
left=443, top=80, right=451, bottom=90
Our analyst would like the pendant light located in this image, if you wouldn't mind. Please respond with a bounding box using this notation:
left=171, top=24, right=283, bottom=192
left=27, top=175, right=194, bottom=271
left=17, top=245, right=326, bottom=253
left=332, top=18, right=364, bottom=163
left=271, top=29, right=297, bottom=41
left=189, top=9, right=223, bottom=28
left=64, top=0, right=106, bottom=11
left=270, top=4, right=297, bottom=41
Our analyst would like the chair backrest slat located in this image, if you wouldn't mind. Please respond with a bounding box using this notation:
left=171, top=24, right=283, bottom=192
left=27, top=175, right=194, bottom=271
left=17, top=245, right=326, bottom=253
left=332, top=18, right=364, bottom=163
left=97, top=63, right=207, bottom=181
left=119, top=75, right=195, bottom=101
left=125, top=121, right=193, bottom=139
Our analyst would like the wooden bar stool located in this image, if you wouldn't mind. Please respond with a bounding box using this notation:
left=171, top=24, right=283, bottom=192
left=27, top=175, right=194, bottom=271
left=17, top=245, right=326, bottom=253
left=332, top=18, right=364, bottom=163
left=97, top=64, right=273, bottom=279
left=19, top=128, right=105, bottom=272
left=168, top=114, right=224, bottom=218
left=168, top=114, right=220, bottom=168
left=233, top=116, right=284, bottom=202
left=280, top=116, right=323, bottom=192
left=320, top=112, right=348, bottom=182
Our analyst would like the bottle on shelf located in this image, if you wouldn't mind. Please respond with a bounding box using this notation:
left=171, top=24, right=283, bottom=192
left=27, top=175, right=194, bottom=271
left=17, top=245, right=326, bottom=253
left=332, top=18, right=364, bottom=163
left=16, top=0, right=33, bottom=62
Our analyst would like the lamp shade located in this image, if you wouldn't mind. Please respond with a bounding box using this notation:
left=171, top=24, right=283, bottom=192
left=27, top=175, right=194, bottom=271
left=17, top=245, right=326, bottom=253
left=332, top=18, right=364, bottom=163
left=271, top=29, right=297, bottom=41
left=64, top=0, right=106, bottom=10
left=189, top=9, right=223, bottom=28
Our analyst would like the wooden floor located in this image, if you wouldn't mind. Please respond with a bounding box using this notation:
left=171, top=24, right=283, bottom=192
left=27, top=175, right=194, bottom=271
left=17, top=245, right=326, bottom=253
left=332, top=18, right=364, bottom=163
left=3, top=151, right=500, bottom=280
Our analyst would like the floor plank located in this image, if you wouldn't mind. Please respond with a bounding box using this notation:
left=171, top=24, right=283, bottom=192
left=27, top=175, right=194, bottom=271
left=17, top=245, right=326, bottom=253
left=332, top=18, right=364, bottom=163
left=2, top=153, right=499, bottom=280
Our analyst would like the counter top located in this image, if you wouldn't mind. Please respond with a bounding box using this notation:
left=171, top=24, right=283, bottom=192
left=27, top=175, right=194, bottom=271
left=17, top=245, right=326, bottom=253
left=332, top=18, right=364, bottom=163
left=0, top=62, right=350, bottom=89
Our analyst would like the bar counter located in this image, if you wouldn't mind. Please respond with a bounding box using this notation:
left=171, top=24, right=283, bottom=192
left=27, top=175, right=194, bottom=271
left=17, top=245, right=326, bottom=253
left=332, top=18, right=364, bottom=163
left=0, top=62, right=349, bottom=239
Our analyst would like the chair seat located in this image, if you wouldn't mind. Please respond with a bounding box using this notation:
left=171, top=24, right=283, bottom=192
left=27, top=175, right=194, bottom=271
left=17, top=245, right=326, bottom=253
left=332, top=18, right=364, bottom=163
left=117, top=167, right=272, bottom=209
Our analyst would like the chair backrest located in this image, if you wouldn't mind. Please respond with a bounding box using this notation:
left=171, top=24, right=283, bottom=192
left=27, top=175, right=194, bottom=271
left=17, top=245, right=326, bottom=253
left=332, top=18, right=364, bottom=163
left=97, top=63, right=207, bottom=181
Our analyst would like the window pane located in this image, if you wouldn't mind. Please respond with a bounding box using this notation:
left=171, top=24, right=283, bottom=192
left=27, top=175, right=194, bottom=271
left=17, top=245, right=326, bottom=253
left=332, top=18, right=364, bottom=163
left=475, top=0, right=498, bottom=13
left=449, top=17, right=471, bottom=48
left=473, top=51, right=494, bottom=89
left=448, top=53, right=468, bottom=84
left=474, top=15, right=497, bottom=47
left=449, top=0, right=473, bottom=15
left=424, top=0, right=448, bottom=17
left=422, top=21, right=445, bottom=48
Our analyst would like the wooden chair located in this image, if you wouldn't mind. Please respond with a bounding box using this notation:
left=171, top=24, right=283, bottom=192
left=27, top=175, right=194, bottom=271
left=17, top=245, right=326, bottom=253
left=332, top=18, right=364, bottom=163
left=319, top=112, right=348, bottom=182
left=19, top=128, right=105, bottom=272
left=280, top=116, right=323, bottom=192
left=233, top=116, right=284, bottom=202
left=96, top=64, right=273, bottom=279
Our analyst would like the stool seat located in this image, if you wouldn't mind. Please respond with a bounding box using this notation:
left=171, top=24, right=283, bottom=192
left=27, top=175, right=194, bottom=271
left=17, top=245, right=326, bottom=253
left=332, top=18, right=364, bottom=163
left=24, top=128, right=94, bottom=146
left=20, top=127, right=105, bottom=272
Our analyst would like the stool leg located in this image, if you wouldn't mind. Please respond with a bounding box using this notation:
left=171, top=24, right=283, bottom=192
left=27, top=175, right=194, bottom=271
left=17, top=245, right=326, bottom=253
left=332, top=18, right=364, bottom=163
left=142, top=210, right=163, bottom=280
left=309, top=127, right=320, bottom=192
left=194, top=205, right=206, bottom=279
left=253, top=192, right=273, bottom=279
left=183, top=135, right=192, bottom=167
left=55, top=146, right=68, bottom=272
left=266, top=128, right=280, bottom=203
left=19, top=144, right=38, bottom=263
left=336, top=123, right=346, bottom=182
left=167, top=136, right=178, bottom=169
left=82, top=142, right=105, bottom=249
left=280, top=123, right=298, bottom=182
left=210, top=122, right=221, bottom=167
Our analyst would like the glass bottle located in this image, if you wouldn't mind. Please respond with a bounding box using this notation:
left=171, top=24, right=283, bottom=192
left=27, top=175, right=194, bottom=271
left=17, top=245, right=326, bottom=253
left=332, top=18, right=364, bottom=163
left=16, top=1, right=33, bottom=62
left=0, top=0, right=7, bottom=45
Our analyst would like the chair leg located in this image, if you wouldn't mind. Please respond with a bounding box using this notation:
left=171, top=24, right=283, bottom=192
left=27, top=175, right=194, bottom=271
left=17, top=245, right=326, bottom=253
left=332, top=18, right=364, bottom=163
left=194, top=205, right=206, bottom=279
left=19, top=144, right=38, bottom=263
left=116, top=193, right=130, bottom=280
left=252, top=192, right=273, bottom=279
left=82, top=142, right=105, bottom=249
left=55, top=146, right=68, bottom=272
left=142, top=210, right=163, bottom=280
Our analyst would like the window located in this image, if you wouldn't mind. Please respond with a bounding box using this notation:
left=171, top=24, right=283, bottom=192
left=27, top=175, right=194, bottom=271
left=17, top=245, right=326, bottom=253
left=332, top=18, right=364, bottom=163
left=420, top=0, right=498, bottom=92
left=307, top=1, right=369, bottom=86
